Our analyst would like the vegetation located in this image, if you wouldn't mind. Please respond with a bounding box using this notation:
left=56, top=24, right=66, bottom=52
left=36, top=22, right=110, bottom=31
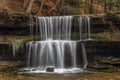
left=27, top=0, right=120, bottom=15
left=0, top=0, right=119, bottom=16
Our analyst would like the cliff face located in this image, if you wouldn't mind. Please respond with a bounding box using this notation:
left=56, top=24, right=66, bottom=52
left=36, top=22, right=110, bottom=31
left=0, top=0, right=119, bottom=34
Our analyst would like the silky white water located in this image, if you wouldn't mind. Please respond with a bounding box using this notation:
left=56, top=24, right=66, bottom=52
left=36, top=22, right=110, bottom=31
left=26, top=16, right=90, bottom=73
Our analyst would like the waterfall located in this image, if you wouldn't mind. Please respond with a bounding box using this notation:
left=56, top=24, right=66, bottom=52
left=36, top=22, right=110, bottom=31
left=26, top=16, right=91, bottom=73
left=81, top=43, right=88, bottom=69
left=78, top=16, right=91, bottom=40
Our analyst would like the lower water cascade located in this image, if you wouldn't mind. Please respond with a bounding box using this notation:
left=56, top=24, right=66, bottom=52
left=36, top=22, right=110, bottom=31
left=25, top=16, right=91, bottom=73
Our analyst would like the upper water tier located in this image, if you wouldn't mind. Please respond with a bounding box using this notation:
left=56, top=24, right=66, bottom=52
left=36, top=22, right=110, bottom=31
left=30, top=16, right=90, bottom=40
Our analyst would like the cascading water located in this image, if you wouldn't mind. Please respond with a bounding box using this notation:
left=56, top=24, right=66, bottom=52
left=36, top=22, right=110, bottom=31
left=26, top=16, right=91, bottom=73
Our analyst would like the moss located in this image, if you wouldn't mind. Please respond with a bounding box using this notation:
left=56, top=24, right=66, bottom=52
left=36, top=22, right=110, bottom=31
left=8, top=35, right=40, bottom=46
left=71, top=32, right=113, bottom=40
left=90, top=32, right=112, bottom=40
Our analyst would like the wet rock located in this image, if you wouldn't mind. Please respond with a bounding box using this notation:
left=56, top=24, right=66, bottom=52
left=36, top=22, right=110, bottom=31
left=0, top=61, right=11, bottom=66
left=46, top=66, right=54, bottom=72
left=88, top=64, right=109, bottom=70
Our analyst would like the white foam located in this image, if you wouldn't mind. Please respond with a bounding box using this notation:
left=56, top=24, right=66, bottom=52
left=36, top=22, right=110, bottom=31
left=22, top=68, right=84, bottom=74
